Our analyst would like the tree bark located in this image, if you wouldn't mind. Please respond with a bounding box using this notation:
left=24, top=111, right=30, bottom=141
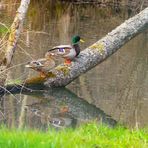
left=30, top=7, right=148, bottom=88
left=0, top=0, right=30, bottom=86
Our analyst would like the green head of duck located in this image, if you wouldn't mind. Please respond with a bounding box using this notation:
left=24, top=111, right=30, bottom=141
left=72, top=35, right=84, bottom=45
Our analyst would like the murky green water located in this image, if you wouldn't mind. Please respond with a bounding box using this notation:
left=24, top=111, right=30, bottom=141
left=0, top=1, right=148, bottom=129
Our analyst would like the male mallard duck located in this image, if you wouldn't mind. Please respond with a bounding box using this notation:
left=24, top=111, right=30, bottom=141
left=46, top=35, right=84, bottom=64
left=25, top=54, right=55, bottom=77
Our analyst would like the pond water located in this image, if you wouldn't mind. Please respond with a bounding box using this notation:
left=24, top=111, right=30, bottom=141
left=0, top=1, right=148, bottom=129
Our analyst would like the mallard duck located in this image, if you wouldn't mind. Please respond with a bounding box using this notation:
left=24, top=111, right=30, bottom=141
left=49, top=117, right=73, bottom=128
left=25, top=54, right=55, bottom=77
left=46, top=35, right=84, bottom=64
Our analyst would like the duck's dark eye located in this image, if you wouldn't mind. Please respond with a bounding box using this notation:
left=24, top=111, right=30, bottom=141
left=36, top=62, right=40, bottom=65
left=32, top=61, right=36, bottom=64
left=32, top=61, right=40, bottom=65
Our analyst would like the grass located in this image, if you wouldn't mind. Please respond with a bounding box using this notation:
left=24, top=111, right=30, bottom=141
left=0, top=123, right=147, bottom=148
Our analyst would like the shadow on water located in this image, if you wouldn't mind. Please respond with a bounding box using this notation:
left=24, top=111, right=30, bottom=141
left=0, top=87, right=116, bottom=130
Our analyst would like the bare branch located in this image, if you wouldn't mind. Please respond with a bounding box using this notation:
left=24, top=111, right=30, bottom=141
left=2, top=0, right=30, bottom=67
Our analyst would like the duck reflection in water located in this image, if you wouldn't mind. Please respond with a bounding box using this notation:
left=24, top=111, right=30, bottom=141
left=1, top=86, right=117, bottom=130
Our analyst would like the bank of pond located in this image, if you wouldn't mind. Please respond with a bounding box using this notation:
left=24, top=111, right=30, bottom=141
left=0, top=123, right=147, bottom=148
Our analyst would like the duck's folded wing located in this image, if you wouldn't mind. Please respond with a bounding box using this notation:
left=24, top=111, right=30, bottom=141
left=48, top=45, right=72, bottom=56
left=50, top=45, right=72, bottom=50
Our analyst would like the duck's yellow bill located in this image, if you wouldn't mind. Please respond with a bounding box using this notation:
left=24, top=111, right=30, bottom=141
left=80, top=39, right=85, bottom=43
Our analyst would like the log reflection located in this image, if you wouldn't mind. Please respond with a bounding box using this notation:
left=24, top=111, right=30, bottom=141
left=0, top=87, right=117, bottom=129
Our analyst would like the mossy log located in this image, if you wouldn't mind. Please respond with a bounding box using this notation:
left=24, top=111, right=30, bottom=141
left=24, top=7, right=148, bottom=88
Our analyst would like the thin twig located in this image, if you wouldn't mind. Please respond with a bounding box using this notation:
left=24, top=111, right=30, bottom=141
left=17, top=44, right=34, bottom=60
left=0, top=22, right=9, bottom=30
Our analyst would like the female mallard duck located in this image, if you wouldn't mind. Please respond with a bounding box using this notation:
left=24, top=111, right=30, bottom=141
left=46, top=35, right=84, bottom=64
left=25, top=54, right=55, bottom=77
